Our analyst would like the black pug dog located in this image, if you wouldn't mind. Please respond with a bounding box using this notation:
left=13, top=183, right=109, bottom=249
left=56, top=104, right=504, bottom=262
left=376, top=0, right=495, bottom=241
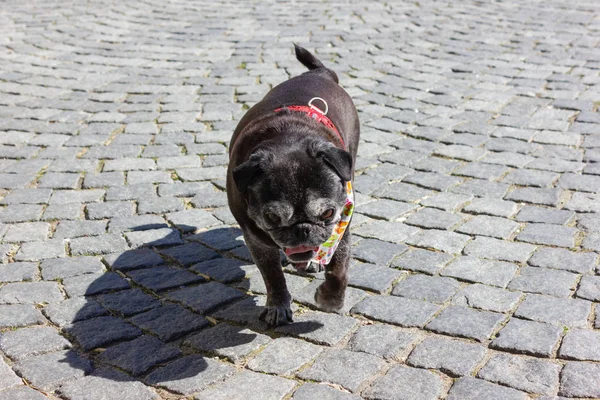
left=226, top=44, right=359, bottom=326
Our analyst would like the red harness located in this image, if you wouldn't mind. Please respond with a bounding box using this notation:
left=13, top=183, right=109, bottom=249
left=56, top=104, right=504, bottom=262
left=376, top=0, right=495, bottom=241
left=274, top=104, right=345, bottom=150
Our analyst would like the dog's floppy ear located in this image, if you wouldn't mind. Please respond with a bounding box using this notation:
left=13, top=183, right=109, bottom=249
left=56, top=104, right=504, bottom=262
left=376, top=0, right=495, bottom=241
left=317, top=146, right=353, bottom=182
left=233, top=151, right=270, bottom=192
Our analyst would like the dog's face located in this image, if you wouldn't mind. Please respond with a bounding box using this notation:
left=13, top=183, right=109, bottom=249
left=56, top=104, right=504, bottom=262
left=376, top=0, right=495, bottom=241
left=233, top=136, right=352, bottom=263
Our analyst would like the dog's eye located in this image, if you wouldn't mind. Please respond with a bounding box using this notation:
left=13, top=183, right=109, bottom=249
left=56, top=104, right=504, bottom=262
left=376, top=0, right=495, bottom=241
left=265, top=212, right=280, bottom=225
left=320, top=208, right=335, bottom=220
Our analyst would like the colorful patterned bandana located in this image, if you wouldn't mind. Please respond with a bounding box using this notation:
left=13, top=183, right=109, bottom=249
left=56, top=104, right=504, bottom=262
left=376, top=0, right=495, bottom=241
left=310, top=181, right=354, bottom=265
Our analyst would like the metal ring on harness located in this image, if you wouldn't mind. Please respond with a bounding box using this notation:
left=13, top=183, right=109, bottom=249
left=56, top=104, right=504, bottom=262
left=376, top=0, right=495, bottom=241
left=308, top=97, right=328, bottom=115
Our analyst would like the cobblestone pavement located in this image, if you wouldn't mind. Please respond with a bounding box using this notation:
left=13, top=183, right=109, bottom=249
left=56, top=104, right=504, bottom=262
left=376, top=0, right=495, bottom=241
left=0, top=0, right=600, bottom=399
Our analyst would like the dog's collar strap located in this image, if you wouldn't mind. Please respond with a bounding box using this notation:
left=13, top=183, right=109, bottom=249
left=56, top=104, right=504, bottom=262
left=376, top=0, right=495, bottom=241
left=274, top=98, right=346, bottom=150
left=310, top=181, right=354, bottom=266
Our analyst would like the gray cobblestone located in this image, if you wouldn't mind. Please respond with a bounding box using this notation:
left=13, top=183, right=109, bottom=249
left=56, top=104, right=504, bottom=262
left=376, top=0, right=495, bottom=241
left=407, top=336, right=486, bottom=376
left=514, top=294, right=592, bottom=328
left=362, top=365, right=444, bottom=400
left=298, top=348, right=385, bottom=393
left=426, top=304, right=504, bottom=342
left=491, top=318, right=562, bottom=357
left=447, top=377, right=529, bottom=400
left=478, top=353, right=561, bottom=395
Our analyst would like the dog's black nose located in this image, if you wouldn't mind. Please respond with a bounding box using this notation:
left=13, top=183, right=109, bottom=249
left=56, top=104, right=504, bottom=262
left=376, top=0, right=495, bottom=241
left=294, top=223, right=311, bottom=241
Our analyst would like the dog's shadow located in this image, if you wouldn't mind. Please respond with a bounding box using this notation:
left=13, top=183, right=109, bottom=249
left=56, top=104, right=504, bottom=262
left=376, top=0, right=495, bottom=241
left=56, top=225, right=322, bottom=394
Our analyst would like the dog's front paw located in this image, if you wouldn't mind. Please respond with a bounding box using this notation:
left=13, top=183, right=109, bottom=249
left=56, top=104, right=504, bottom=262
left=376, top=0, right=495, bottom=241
left=259, top=305, right=293, bottom=326
left=315, top=282, right=345, bottom=312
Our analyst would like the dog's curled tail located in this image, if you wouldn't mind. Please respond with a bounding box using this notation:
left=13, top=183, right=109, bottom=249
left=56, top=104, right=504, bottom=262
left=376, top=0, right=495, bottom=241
left=294, top=44, right=339, bottom=84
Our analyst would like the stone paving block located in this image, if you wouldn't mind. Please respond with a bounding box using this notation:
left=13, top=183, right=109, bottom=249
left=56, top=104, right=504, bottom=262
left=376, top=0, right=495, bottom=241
left=559, top=362, right=600, bottom=398
left=447, top=377, right=529, bottom=400
left=105, top=184, right=156, bottom=201
left=159, top=242, right=219, bottom=266
left=405, top=229, right=470, bottom=254
left=42, top=297, right=107, bottom=327
left=576, top=275, right=600, bottom=301
left=565, top=191, right=600, bottom=213
left=379, top=182, right=433, bottom=203
left=347, top=324, right=419, bottom=361
left=419, top=192, right=473, bottom=211
left=0, top=304, right=46, bottom=328
left=559, top=329, right=600, bottom=361
left=41, top=256, right=104, bottom=280
left=166, top=209, right=221, bottom=233
left=247, top=337, right=323, bottom=375
left=125, top=227, right=183, bottom=248
left=298, top=348, right=385, bottom=393
left=83, top=171, right=126, bottom=188
left=352, top=238, right=408, bottom=265
left=0, top=326, right=71, bottom=360
left=127, top=265, right=204, bottom=292
left=50, top=189, right=105, bottom=204
left=463, top=197, right=519, bottom=217
left=104, top=248, right=163, bottom=271
left=516, top=223, right=579, bottom=248
left=137, top=197, right=184, bottom=214
left=505, top=187, right=562, bottom=206
left=68, top=229, right=129, bottom=255
left=130, top=303, right=209, bottom=341
left=195, top=370, right=296, bottom=400
left=0, top=188, right=52, bottom=205
left=3, top=222, right=50, bottom=242
left=0, top=281, right=63, bottom=304
left=62, top=271, right=130, bottom=297
left=184, top=323, right=271, bottom=364
left=452, top=283, right=523, bottom=313
left=502, top=169, right=560, bottom=188
left=508, top=266, right=578, bottom=297
left=15, top=238, right=66, bottom=261
left=391, top=248, right=453, bottom=274
left=12, top=350, right=92, bottom=391
left=464, top=236, right=536, bottom=263
left=167, top=281, right=244, bottom=314
left=0, top=357, right=23, bottom=390
left=0, top=261, right=37, bottom=282
left=348, top=262, right=403, bottom=293
left=98, top=335, right=181, bottom=376
left=292, top=383, right=362, bottom=400
left=514, top=294, right=592, bottom=328
left=491, top=318, right=562, bottom=357
left=403, top=171, right=463, bottom=191
left=441, top=256, right=518, bottom=288
left=58, top=368, right=159, bottom=400
left=405, top=207, right=463, bottom=230
left=65, top=315, right=141, bottom=351
left=392, top=274, right=461, bottom=303
left=53, top=220, right=107, bottom=239
left=37, top=172, right=80, bottom=189
left=357, top=199, right=417, bottom=221
left=145, top=355, right=235, bottom=395
left=107, top=214, right=168, bottom=233
left=426, top=305, right=505, bottom=342
left=0, top=204, right=44, bottom=223
left=353, top=220, right=419, bottom=243
left=97, top=288, right=160, bottom=317
left=528, top=247, right=597, bottom=273
left=351, top=295, right=439, bottom=328
left=456, top=215, right=520, bottom=239
left=86, top=201, right=134, bottom=219
left=407, top=335, right=487, bottom=376
left=478, top=353, right=561, bottom=395
left=0, top=386, right=49, bottom=399
left=43, top=203, right=83, bottom=220
left=275, top=311, right=359, bottom=346
left=515, top=205, right=575, bottom=225
left=362, top=365, right=444, bottom=400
